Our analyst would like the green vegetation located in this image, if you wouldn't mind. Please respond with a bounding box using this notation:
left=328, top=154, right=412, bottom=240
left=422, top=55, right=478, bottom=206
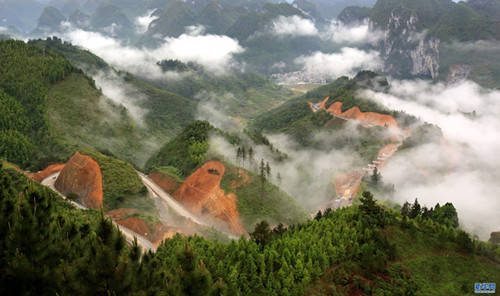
left=2, top=169, right=499, bottom=295
left=80, top=149, right=147, bottom=211
left=0, top=39, right=76, bottom=169
left=337, top=6, right=372, bottom=23
left=145, top=121, right=213, bottom=177
left=400, top=122, right=443, bottom=150
left=145, top=120, right=242, bottom=177
left=0, top=168, right=153, bottom=295
left=371, top=0, right=455, bottom=29
left=29, top=37, right=109, bottom=70
left=152, top=166, right=185, bottom=183
left=220, top=162, right=309, bottom=230
left=146, top=62, right=293, bottom=122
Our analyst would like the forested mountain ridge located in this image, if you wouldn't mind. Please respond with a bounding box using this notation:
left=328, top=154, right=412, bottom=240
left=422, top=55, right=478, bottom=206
left=1, top=167, right=498, bottom=295
left=367, top=0, right=500, bottom=86
left=0, top=38, right=200, bottom=168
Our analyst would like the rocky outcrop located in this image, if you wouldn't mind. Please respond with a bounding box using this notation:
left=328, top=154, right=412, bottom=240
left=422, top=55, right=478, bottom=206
left=173, top=161, right=246, bottom=235
left=446, top=64, right=471, bottom=85
left=379, top=8, right=440, bottom=78
left=54, top=152, right=103, bottom=208
left=410, top=36, right=440, bottom=78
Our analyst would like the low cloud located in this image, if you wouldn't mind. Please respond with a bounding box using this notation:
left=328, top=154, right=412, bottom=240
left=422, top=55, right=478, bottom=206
left=272, top=15, right=319, bottom=37
left=361, top=80, right=500, bottom=238
left=195, top=92, right=240, bottom=131
left=56, top=24, right=243, bottom=77
left=135, top=10, right=159, bottom=34
left=93, top=70, right=148, bottom=125
left=323, top=19, right=384, bottom=45
left=295, top=48, right=382, bottom=78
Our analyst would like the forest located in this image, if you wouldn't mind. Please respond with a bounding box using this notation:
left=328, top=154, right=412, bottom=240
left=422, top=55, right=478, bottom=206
left=1, top=167, right=499, bottom=295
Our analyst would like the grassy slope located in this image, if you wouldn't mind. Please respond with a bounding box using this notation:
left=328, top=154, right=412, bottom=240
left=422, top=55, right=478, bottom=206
left=220, top=162, right=309, bottom=230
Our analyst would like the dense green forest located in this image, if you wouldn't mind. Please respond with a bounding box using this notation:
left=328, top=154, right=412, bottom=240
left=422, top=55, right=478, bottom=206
left=1, top=168, right=499, bottom=295
left=0, top=39, right=79, bottom=169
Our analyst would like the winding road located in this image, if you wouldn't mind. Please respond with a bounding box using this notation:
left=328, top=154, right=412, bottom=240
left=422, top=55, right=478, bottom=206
left=137, top=172, right=240, bottom=240
left=41, top=173, right=156, bottom=253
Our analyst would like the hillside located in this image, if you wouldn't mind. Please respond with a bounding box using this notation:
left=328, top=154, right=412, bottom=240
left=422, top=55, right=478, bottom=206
left=251, top=71, right=406, bottom=154
left=146, top=120, right=308, bottom=231
left=220, top=161, right=309, bottom=230
left=26, top=38, right=196, bottom=165
left=0, top=39, right=77, bottom=169
left=2, top=168, right=498, bottom=295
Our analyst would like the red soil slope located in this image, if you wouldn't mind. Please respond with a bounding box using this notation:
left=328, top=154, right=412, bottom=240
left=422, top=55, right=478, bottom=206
left=54, top=152, right=103, bottom=209
left=28, top=164, right=65, bottom=182
left=173, top=161, right=247, bottom=235
left=326, top=101, right=398, bottom=129
left=148, top=171, right=182, bottom=194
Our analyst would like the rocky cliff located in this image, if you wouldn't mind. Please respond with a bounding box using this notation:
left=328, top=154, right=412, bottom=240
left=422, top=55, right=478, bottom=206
left=378, top=8, right=440, bottom=78
left=54, top=152, right=103, bottom=208
left=173, top=161, right=247, bottom=236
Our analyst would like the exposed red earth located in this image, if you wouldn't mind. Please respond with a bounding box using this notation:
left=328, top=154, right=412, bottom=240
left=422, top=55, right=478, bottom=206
left=28, top=164, right=65, bottom=182
left=54, top=152, right=103, bottom=209
left=173, top=161, right=247, bottom=236
left=148, top=171, right=182, bottom=194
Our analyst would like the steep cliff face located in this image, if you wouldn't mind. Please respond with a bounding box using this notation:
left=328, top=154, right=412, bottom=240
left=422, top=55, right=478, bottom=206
left=54, top=152, right=103, bottom=208
left=379, top=8, right=440, bottom=78
left=173, top=161, right=247, bottom=235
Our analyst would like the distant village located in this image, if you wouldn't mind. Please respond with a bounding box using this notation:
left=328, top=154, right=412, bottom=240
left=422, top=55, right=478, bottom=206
left=270, top=71, right=332, bottom=85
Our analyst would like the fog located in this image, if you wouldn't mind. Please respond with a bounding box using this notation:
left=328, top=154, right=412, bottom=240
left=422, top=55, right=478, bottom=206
left=135, top=10, right=158, bottom=34
left=93, top=70, right=148, bottom=126
left=55, top=23, right=244, bottom=77
left=323, top=19, right=384, bottom=45
left=272, top=15, right=319, bottom=37
left=295, top=48, right=382, bottom=78
left=361, top=80, right=500, bottom=238
left=200, top=101, right=368, bottom=210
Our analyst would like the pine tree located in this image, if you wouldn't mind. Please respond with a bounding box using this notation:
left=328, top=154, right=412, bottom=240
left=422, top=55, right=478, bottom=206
left=265, top=162, right=271, bottom=180
left=410, top=198, right=421, bottom=219
left=241, top=146, right=247, bottom=168
left=371, top=167, right=381, bottom=186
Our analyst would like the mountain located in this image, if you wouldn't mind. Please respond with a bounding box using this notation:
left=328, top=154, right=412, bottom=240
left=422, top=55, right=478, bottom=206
left=197, top=1, right=247, bottom=35
left=301, top=0, right=377, bottom=19
left=33, top=6, right=66, bottom=34
left=367, top=0, right=500, bottom=87
left=145, top=120, right=310, bottom=230
left=431, top=2, right=500, bottom=41
left=0, top=38, right=199, bottom=169
left=89, top=3, right=133, bottom=38
left=139, top=0, right=196, bottom=44
left=67, top=9, right=90, bottom=28
left=60, top=0, right=83, bottom=17
left=0, top=0, right=45, bottom=32
left=337, top=5, right=372, bottom=24
left=1, top=167, right=499, bottom=295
